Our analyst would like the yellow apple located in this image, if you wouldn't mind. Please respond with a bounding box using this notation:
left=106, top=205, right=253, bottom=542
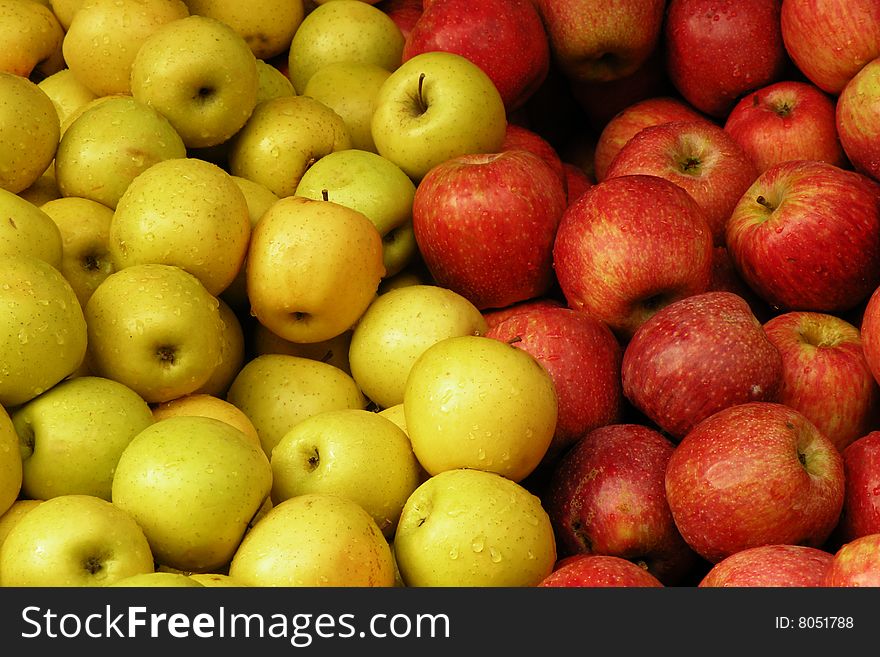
left=194, top=298, right=246, bottom=397
left=228, top=492, right=396, bottom=586
left=377, top=402, right=407, bottom=434
left=49, top=0, right=86, bottom=30
left=17, top=167, right=61, bottom=207
left=0, top=0, right=64, bottom=79
left=247, top=194, right=385, bottom=343
left=252, top=322, right=353, bottom=375
left=256, top=58, right=296, bottom=103
left=37, top=68, right=97, bottom=127
left=0, top=187, right=62, bottom=268
left=151, top=392, right=261, bottom=449
left=188, top=572, right=248, bottom=587
left=0, top=500, right=42, bottom=549
left=111, top=415, right=273, bottom=573
left=0, top=405, right=22, bottom=517
left=109, top=572, right=204, bottom=587
left=349, top=284, right=488, bottom=410
left=393, top=468, right=557, bottom=587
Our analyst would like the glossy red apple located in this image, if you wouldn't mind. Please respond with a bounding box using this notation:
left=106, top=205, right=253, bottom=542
left=835, top=432, right=880, bottom=543
left=377, top=0, right=423, bottom=41
left=824, top=533, right=880, bottom=587
left=665, top=401, right=845, bottom=564
left=561, top=162, right=592, bottom=205
left=552, top=174, right=714, bottom=340
left=412, top=149, right=567, bottom=310
left=538, top=554, right=664, bottom=588
left=725, top=160, right=880, bottom=314
left=501, top=123, right=567, bottom=194
left=708, top=245, right=773, bottom=322
left=698, top=544, right=834, bottom=587
left=621, top=291, right=783, bottom=441
left=837, top=56, right=880, bottom=183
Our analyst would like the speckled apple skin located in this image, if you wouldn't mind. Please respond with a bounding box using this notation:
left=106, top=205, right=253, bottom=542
left=538, top=554, right=664, bottom=588
left=836, top=432, right=880, bottom=543
left=699, top=544, right=834, bottom=587
left=825, top=533, right=880, bottom=587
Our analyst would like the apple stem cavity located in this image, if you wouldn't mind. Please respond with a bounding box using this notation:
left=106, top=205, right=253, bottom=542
left=307, top=447, right=320, bottom=472
left=83, top=556, right=104, bottom=575
left=156, top=346, right=176, bottom=366
left=755, top=195, right=776, bottom=212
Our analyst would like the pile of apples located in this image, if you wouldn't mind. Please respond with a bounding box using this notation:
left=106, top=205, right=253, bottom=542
left=1, top=0, right=880, bottom=589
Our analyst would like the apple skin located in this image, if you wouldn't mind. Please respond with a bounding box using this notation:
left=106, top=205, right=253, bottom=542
left=725, top=160, right=880, bottom=314
left=501, top=123, right=567, bottom=195
left=538, top=554, right=664, bottom=587
left=780, top=0, right=880, bottom=95
left=552, top=174, right=714, bottom=341
left=763, top=311, right=879, bottom=453
left=664, top=0, right=789, bottom=118
left=723, top=80, right=847, bottom=175
left=836, top=57, right=880, bottom=183
left=562, top=162, right=592, bottom=205
left=708, top=245, right=773, bottom=322
left=544, top=423, right=698, bottom=585
left=377, top=0, right=423, bottom=41
left=412, top=149, right=567, bottom=311
left=604, top=120, right=759, bottom=245
left=665, top=401, right=845, bottom=564
left=622, top=291, right=783, bottom=441
left=484, top=305, right=623, bottom=465
left=402, top=0, right=549, bottom=112
left=835, top=432, right=880, bottom=544
left=824, top=533, right=880, bottom=587
left=698, top=544, right=834, bottom=587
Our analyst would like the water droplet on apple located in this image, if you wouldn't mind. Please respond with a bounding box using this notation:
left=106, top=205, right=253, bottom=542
left=448, top=547, right=459, bottom=560
left=471, top=537, right=484, bottom=553
left=489, top=548, right=502, bottom=563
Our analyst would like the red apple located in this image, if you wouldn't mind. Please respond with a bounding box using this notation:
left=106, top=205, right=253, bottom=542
left=552, top=174, right=714, bottom=340
left=544, top=423, right=698, bottom=585
left=665, top=401, right=845, bottom=564
left=402, top=0, right=550, bottom=112
left=538, top=554, right=664, bottom=588
left=482, top=297, right=565, bottom=331
left=763, top=311, right=879, bottom=453
left=859, top=284, right=880, bottom=387
left=485, top=306, right=623, bottom=464
left=377, top=0, right=423, bottom=41
left=604, top=120, right=759, bottom=245
left=412, top=149, right=567, bottom=310
left=501, top=123, right=567, bottom=195
left=824, top=533, right=880, bottom=587
left=780, top=0, right=880, bottom=95
left=836, top=432, right=880, bottom=543
left=664, top=0, right=789, bottom=118
left=708, top=245, right=773, bottom=322
left=725, top=160, right=880, bottom=314
left=698, top=544, right=834, bottom=587
left=837, top=56, right=880, bottom=183
left=621, top=291, right=783, bottom=441
left=593, top=95, right=709, bottom=183
left=561, top=162, right=592, bottom=205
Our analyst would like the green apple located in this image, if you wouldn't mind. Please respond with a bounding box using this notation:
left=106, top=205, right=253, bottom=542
left=371, top=51, right=508, bottom=181
left=270, top=408, right=422, bottom=538
left=295, top=148, right=417, bottom=278
left=84, top=263, right=225, bottom=404
left=37, top=68, right=97, bottom=128
left=110, top=157, right=251, bottom=296
left=55, top=95, right=187, bottom=210
left=246, top=194, right=384, bottom=343
left=0, top=72, right=59, bottom=194
left=394, top=468, right=557, bottom=587
left=151, top=392, right=261, bottom=450
left=111, top=415, right=272, bottom=573
left=228, top=492, right=396, bottom=586
left=0, top=405, right=22, bottom=517
left=225, top=353, right=367, bottom=458
left=348, top=284, right=487, bottom=410
left=0, top=493, right=155, bottom=586
left=404, top=334, right=557, bottom=483
left=0, top=255, right=88, bottom=408
left=251, top=322, right=353, bottom=375
left=12, top=375, right=154, bottom=501
left=256, top=58, right=296, bottom=103
left=182, top=0, right=304, bottom=60
left=302, top=61, right=390, bottom=153
left=0, top=500, right=42, bottom=549
left=61, top=0, right=190, bottom=97
left=130, top=14, right=259, bottom=148
left=287, top=0, right=404, bottom=94
left=194, top=298, right=246, bottom=397
left=0, top=0, right=64, bottom=80
left=0, top=187, right=63, bottom=269
left=228, top=94, right=352, bottom=198
left=39, top=196, right=116, bottom=308
left=109, top=572, right=203, bottom=587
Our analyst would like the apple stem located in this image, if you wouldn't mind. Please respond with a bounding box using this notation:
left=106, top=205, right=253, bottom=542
left=507, top=336, right=523, bottom=345
left=321, top=189, right=329, bottom=202
left=417, top=73, right=427, bottom=114
left=755, top=195, right=776, bottom=211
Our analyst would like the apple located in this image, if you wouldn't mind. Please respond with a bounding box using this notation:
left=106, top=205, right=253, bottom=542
left=552, top=174, right=714, bottom=340
left=0, top=405, right=22, bottom=518
left=393, top=468, right=557, bottom=587
left=0, top=72, right=59, bottom=194
left=544, top=423, right=698, bottom=585
left=532, top=0, right=665, bottom=84
left=402, top=0, right=549, bottom=112
left=255, top=58, right=295, bottom=103
left=348, top=283, right=487, bottom=410
left=725, top=160, right=880, bottom=313
left=130, top=14, right=259, bottom=149
left=501, top=123, right=567, bottom=193
left=665, top=401, right=845, bottom=564
left=187, top=572, right=248, bottom=587
left=0, top=254, right=88, bottom=408
left=109, top=572, right=203, bottom=587
left=482, top=297, right=565, bottom=331
left=111, top=415, right=272, bottom=573
left=835, top=432, right=880, bottom=543
left=664, top=0, right=789, bottom=118
left=61, top=0, right=189, bottom=97
left=0, top=500, right=42, bottom=549
left=484, top=305, right=623, bottom=465
left=412, top=149, right=567, bottom=310
left=592, top=95, right=709, bottom=183
left=0, top=0, right=64, bottom=80
left=377, top=0, right=423, bottom=41
left=723, top=80, right=847, bottom=174
left=622, top=291, right=783, bottom=441
left=0, top=187, right=63, bottom=268
left=270, top=408, right=422, bottom=538
left=836, top=56, right=880, bottom=183
left=0, top=494, right=155, bottom=587
left=84, top=263, right=226, bottom=404
left=708, top=245, right=773, bottom=322
left=562, top=162, right=592, bottom=204
left=604, top=120, right=759, bottom=245
left=225, top=353, right=367, bottom=458
left=228, top=492, right=397, bottom=587
left=780, top=0, right=880, bottom=95
left=370, top=50, right=508, bottom=181
left=824, top=533, right=880, bottom=587
left=17, top=168, right=61, bottom=208
left=47, top=0, right=83, bottom=31
left=37, top=68, right=98, bottom=128
left=195, top=297, right=246, bottom=398
left=698, top=544, right=834, bottom=587
left=252, top=323, right=354, bottom=376
left=151, top=392, right=261, bottom=450
left=12, top=375, right=154, bottom=501
left=538, top=554, right=664, bottom=587
left=763, top=311, right=879, bottom=453
left=403, top=334, right=557, bottom=483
